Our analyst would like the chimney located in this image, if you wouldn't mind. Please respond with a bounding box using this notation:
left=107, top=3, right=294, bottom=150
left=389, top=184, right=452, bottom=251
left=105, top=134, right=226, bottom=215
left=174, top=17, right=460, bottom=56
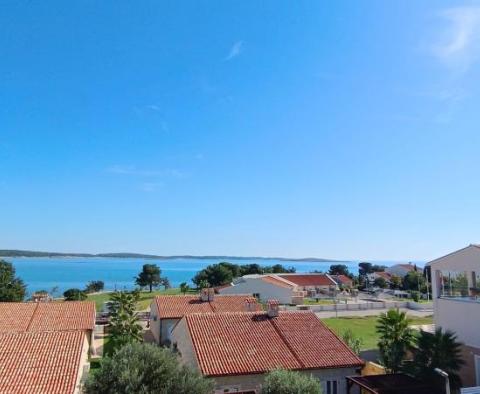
left=200, top=288, right=209, bottom=302
left=266, top=299, right=279, bottom=318
left=207, top=287, right=215, bottom=302
left=244, top=298, right=257, bottom=312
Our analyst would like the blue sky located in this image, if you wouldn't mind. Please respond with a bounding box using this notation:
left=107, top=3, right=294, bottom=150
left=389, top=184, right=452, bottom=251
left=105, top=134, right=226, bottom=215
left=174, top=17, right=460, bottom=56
left=1, top=1, right=480, bottom=260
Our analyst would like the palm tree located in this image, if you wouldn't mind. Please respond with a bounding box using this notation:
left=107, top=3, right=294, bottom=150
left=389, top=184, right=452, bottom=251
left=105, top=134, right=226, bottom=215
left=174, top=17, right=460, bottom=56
left=376, top=309, right=415, bottom=373
left=408, top=328, right=464, bottom=390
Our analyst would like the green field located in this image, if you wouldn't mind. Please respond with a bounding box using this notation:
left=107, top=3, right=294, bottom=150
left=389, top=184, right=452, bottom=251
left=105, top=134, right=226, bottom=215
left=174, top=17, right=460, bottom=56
left=303, top=299, right=335, bottom=305
left=87, top=288, right=186, bottom=311
left=322, top=315, right=433, bottom=350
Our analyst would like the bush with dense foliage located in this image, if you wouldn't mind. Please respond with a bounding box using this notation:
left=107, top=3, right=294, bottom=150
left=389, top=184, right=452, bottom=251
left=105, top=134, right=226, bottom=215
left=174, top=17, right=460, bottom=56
left=341, top=329, right=363, bottom=355
left=63, top=288, right=87, bottom=301
left=0, top=260, right=26, bottom=302
left=85, top=280, right=104, bottom=293
left=373, top=277, right=387, bottom=288
left=84, top=342, right=213, bottom=394
left=261, top=369, right=322, bottom=394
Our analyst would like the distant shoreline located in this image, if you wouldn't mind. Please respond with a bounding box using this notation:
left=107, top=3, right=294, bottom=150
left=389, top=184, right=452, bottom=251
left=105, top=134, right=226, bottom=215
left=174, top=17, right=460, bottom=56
left=0, top=249, right=346, bottom=263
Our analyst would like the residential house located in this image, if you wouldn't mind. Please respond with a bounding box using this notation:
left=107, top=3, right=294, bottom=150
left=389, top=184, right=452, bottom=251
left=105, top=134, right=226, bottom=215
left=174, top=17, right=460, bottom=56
left=218, top=273, right=338, bottom=304
left=0, top=301, right=96, bottom=347
left=218, top=274, right=302, bottom=304
left=385, top=263, right=416, bottom=278
left=331, top=274, right=354, bottom=289
left=0, top=330, right=89, bottom=394
left=428, top=244, right=480, bottom=388
left=366, top=271, right=392, bottom=286
left=149, top=289, right=260, bottom=345
left=0, top=301, right=96, bottom=394
left=171, top=302, right=364, bottom=394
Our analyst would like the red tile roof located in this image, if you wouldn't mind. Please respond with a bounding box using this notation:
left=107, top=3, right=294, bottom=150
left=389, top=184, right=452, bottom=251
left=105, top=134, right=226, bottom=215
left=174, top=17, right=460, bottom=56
left=0, top=330, right=85, bottom=394
left=278, top=274, right=336, bottom=287
left=154, top=295, right=261, bottom=319
left=261, top=275, right=295, bottom=289
left=0, top=303, right=37, bottom=332
left=0, top=301, right=95, bottom=333
left=181, top=311, right=363, bottom=377
left=28, top=302, right=96, bottom=332
left=375, top=272, right=392, bottom=281
left=332, top=275, right=354, bottom=286
left=397, top=264, right=416, bottom=271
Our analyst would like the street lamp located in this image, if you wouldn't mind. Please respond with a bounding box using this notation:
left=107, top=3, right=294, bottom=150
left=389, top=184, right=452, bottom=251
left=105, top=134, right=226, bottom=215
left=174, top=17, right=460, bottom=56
left=435, top=368, right=450, bottom=394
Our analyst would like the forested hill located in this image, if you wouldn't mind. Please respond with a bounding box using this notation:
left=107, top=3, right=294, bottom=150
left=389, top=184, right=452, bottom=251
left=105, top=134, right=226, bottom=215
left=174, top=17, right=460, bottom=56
left=0, top=249, right=340, bottom=262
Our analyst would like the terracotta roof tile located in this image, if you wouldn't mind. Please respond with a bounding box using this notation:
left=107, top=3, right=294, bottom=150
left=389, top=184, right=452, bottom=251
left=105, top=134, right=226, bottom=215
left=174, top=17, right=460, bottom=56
left=332, top=275, right=353, bottom=285
left=271, top=312, right=363, bottom=369
left=0, top=303, right=37, bottom=333
left=154, top=295, right=260, bottom=319
left=28, top=302, right=96, bottom=332
left=261, top=275, right=295, bottom=289
left=278, top=274, right=336, bottom=287
left=185, top=312, right=301, bottom=376
left=0, top=301, right=95, bottom=333
left=0, top=330, right=85, bottom=394
left=182, top=311, right=363, bottom=377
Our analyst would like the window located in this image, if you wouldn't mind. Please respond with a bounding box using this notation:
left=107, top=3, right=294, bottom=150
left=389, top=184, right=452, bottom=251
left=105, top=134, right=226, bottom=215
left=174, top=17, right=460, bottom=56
left=326, top=380, right=338, bottom=394
left=440, top=271, right=469, bottom=297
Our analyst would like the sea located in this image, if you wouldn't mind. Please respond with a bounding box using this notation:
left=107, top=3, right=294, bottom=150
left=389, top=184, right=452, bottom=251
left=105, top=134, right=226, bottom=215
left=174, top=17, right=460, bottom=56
left=1, top=256, right=422, bottom=297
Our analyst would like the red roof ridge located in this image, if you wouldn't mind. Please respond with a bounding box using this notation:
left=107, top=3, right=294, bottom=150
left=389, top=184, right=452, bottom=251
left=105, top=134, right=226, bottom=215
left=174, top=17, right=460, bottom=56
left=25, top=302, right=40, bottom=331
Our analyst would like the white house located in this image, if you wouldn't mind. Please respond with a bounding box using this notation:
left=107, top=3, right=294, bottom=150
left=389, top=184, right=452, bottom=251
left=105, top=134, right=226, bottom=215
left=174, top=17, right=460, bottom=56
left=218, top=273, right=338, bottom=304
left=427, top=244, right=480, bottom=388
left=149, top=289, right=260, bottom=345
left=171, top=303, right=364, bottom=394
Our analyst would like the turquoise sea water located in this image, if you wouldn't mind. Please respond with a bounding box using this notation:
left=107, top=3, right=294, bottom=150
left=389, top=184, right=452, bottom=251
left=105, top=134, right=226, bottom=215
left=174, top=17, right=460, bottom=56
left=1, top=257, right=419, bottom=296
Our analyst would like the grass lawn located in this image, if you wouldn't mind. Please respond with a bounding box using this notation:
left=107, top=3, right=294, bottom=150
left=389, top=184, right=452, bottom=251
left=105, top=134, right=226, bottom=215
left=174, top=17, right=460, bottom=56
left=303, top=299, right=335, bottom=305
left=87, top=288, right=190, bottom=311
left=322, top=315, right=433, bottom=350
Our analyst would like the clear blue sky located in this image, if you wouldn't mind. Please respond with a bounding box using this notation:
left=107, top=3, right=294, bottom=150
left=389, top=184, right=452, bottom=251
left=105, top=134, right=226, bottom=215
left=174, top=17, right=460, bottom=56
left=1, top=1, right=479, bottom=260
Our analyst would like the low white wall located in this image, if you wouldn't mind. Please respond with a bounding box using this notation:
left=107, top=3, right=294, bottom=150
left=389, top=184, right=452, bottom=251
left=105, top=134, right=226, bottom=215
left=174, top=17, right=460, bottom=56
left=299, top=301, right=409, bottom=312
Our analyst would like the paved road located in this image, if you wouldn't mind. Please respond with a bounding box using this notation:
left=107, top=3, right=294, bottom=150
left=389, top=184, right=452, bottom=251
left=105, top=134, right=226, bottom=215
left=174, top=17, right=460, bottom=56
left=315, top=307, right=433, bottom=319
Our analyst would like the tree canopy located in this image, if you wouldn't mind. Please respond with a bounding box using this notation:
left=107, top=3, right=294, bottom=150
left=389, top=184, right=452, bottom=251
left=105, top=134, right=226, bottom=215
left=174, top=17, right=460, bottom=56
left=135, top=264, right=165, bottom=292
left=85, top=280, right=104, bottom=293
left=261, top=369, right=322, bottom=394
left=192, top=262, right=296, bottom=287
left=328, top=264, right=352, bottom=278
left=84, top=342, right=213, bottom=394
left=0, top=260, right=26, bottom=302
left=63, top=288, right=87, bottom=301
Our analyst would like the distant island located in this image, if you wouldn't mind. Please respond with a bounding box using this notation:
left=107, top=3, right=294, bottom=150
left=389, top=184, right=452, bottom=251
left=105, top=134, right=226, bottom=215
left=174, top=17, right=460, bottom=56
left=0, top=249, right=344, bottom=262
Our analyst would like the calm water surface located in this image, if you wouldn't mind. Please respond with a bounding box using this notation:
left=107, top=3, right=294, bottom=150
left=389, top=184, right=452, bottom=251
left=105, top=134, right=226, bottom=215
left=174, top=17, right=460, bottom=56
left=2, top=257, right=416, bottom=296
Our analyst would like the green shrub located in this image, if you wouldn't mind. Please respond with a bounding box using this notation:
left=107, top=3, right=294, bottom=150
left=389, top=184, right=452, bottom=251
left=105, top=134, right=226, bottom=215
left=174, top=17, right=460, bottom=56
left=84, top=343, right=213, bottom=394
left=262, top=369, right=322, bottom=394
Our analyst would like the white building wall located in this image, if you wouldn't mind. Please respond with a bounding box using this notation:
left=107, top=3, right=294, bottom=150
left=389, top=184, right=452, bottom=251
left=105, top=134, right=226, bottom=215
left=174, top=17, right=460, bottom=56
left=218, top=277, right=294, bottom=304
left=149, top=301, right=180, bottom=345
left=429, top=245, right=480, bottom=387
